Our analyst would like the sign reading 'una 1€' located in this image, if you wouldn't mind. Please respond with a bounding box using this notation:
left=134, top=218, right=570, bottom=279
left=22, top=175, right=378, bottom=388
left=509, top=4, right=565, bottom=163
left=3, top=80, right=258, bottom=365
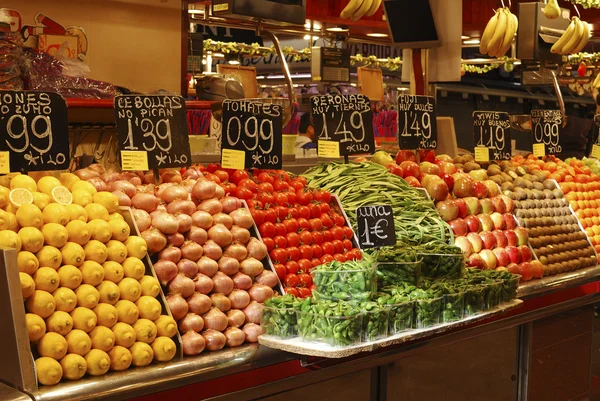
left=356, top=205, right=396, bottom=249
left=114, top=95, right=192, bottom=170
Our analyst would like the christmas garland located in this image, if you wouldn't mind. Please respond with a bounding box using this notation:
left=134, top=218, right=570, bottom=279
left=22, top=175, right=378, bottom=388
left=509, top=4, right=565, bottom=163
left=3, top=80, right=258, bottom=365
left=569, top=0, right=600, bottom=8
left=462, top=57, right=514, bottom=74
left=567, top=52, right=600, bottom=65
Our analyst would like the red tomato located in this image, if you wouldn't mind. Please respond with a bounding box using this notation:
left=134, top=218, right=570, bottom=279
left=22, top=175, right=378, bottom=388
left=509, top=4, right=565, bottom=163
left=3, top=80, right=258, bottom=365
left=298, top=287, right=312, bottom=298
left=286, top=232, right=301, bottom=247
left=250, top=209, right=265, bottom=226
left=322, top=242, right=335, bottom=255
left=313, top=190, right=331, bottom=204
left=298, top=244, right=313, bottom=260
left=274, top=264, right=286, bottom=280
left=290, top=180, right=305, bottom=191
left=278, top=171, right=291, bottom=183
left=275, top=206, right=289, bottom=220
left=274, top=180, right=290, bottom=191
left=263, top=208, right=278, bottom=224
left=312, top=231, right=324, bottom=245
left=263, top=237, right=275, bottom=252
left=297, top=206, right=311, bottom=219
left=322, top=230, right=333, bottom=242
left=258, top=192, right=275, bottom=205
left=286, top=246, right=300, bottom=261
left=274, top=223, right=287, bottom=236
left=311, top=244, right=323, bottom=258
left=287, top=207, right=299, bottom=219
left=309, top=204, right=321, bottom=219
left=273, top=235, right=287, bottom=249
left=298, top=273, right=313, bottom=287
left=285, top=287, right=300, bottom=297
left=231, top=170, right=249, bottom=185
left=207, top=163, right=220, bottom=173
left=297, top=218, right=310, bottom=230
left=332, top=239, right=344, bottom=254
left=259, top=222, right=275, bottom=238
left=343, top=239, right=353, bottom=251
left=343, top=226, right=354, bottom=239
left=235, top=186, right=253, bottom=200
left=320, top=214, right=334, bottom=229
left=239, top=179, right=258, bottom=192
left=296, top=190, right=313, bottom=206
left=319, top=203, right=331, bottom=214
left=214, top=170, right=229, bottom=182
left=246, top=199, right=262, bottom=210
left=346, top=248, right=362, bottom=261
left=204, top=173, right=221, bottom=183
left=258, top=182, right=274, bottom=193
left=221, top=182, right=237, bottom=195
left=275, top=193, right=288, bottom=206
left=283, top=218, right=299, bottom=234
left=320, top=254, right=334, bottom=264
left=299, top=230, right=313, bottom=245
left=257, top=172, right=274, bottom=184
left=332, top=214, right=345, bottom=227
left=270, top=248, right=288, bottom=264
left=309, top=218, right=323, bottom=232
left=333, top=254, right=346, bottom=263
left=285, top=261, right=299, bottom=275
left=331, top=226, right=345, bottom=241
left=298, top=259, right=312, bottom=273
left=295, top=176, right=308, bottom=186
left=310, top=258, right=321, bottom=267
left=284, top=274, right=299, bottom=287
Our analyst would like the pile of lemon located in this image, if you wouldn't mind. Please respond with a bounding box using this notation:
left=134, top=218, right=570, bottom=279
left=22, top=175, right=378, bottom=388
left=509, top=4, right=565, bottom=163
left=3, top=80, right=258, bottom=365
left=0, top=173, right=178, bottom=386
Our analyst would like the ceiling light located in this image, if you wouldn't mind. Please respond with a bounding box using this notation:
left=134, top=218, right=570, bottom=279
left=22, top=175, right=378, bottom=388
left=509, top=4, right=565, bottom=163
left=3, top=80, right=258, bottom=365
left=463, top=39, right=480, bottom=45
left=367, top=33, right=388, bottom=38
left=267, top=73, right=312, bottom=79
left=303, top=35, right=319, bottom=40
left=256, top=75, right=265, bottom=80
left=461, top=35, right=470, bottom=40
left=304, top=21, right=321, bottom=30
left=513, top=61, right=522, bottom=65
left=228, top=60, right=240, bottom=65
left=327, top=26, right=349, bottom=33
left=188, top=9, right=205, bottom=14
left=212, top=52, right=225, bottom=58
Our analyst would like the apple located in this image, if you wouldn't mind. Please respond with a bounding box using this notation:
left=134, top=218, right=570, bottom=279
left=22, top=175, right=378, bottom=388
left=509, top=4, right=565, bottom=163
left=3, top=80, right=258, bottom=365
left=440, top=173, right=454, bottom=192
left=505, top=245, right=521, bottom=264
left=505, top=230, right=518, bottom=247
left=507, top=263, right=521, bottom=275
left=467, top=232, right=484, bottom=252
left=420, top=161, right=440, bottom=176
left=421, top=173, right=442, bottom=189
left=477, top=214, right=494, bottom=232
left=454, top=198, right=468, bottom=218
left=491, top=196, right=507, bottom=214
left=469, top=169, right=488, bottom=182
left=519, top=245, right=533, bottom=262
left=464, top=197, right=481, bottom=215
left=452, top=172, right=470, bottom=182
left=493, top=248, right=510, bottom=267
left=400, top=161, right=421, bottom=178
left=515, top=227, right=529, bottom=246
left=464, top=215, right=481, bottom=233
left=496, top=266, right=509, bottom=273
left=425, top=180, right=449, bottom=201
left=503, top=213, right=517, bottom=230
left=483, top=180, right=500, bottom=197
left=530, top=260, right=544, bottom=279
left=435, top=200, right=459, bottom=222
left=437, top=154, right=453, bottom=163
left=467, top=253, right=485, bottom=269
left=480, top=231, right=497, bottom=250
left=498, top=194, right=515, bottom=213
left=492, top=230, right=508, bottom=248
left=453, top=177, right=475, bottom=198
left=479, top=198, right=493, bottom=214
left=480, top=249, right=498, bottom=270
left=519, top=262, right=533, bottom=281
left=396, top=150, right=416, bottom=164
left=419, top=150, right=436, bottom=163
left=449, top=218, right=468, bottom=236
left=490, top=212, right=506, bottom=230
left=439, top=161, right=457, bottom=175
left=472, top=181, right=489, bottom=199
left=455, top=236, right=473, bottom=256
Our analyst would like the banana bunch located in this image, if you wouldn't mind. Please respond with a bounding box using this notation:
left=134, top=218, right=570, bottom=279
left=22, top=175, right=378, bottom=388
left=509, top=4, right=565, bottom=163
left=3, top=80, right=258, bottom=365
left=592, top=73, right=600, bottom=89
left=340, top=0, right=381, bottom=21
left=551, top=17, right=590, bottom=55
left=479, top=8, right=519, bottom=57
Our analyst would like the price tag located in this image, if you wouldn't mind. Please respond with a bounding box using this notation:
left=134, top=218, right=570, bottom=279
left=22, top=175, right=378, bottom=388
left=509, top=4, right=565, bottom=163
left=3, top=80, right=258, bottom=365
left=317, top=140, right=340, bottom=158
left=310, top=94, right=375, bottom=156
left=0, top=151, right=9, bottom=174
left=397, top=95, right=437, bottom=149
left=221, top=100, right=283, bottom=169
left=591, top=116, right=600, bottom=159
left=533, top=143, right=546, bottom=158
left=120, top=150, right=149, bottom=171
left=221, top=148, right=246, bottom=170
left=531, top=110, right=562, bottom=155
left=472, top=111, right=511, bottom=160
left=592, top=145, right=600, bottom=159
left=0, top=91, right=69, bottom=172
left=474, top=147, right=490, bottom=162
left=114, top=95, right=192, bottom=170
left=356, top=205, right=396, bottom=249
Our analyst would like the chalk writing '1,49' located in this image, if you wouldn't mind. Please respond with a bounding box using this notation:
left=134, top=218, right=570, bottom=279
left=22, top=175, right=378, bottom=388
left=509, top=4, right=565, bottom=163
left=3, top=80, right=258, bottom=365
left=318, top=110, right=365, bottom=143
left=6, top=114, right=53, bottom=154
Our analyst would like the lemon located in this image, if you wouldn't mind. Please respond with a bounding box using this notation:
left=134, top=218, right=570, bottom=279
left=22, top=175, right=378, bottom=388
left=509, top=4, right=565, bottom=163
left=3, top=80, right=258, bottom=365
left=52, top=287, right=77, bottom=313
left=84, top=349, right=110, bottom=376
left=124, top=236, right=148, bottom=259
left=57, top=265, right=82, bottom=289
left=26, top=290, right=55, bottom=318
left=5, top=211, right=18, bottom=231
left=133, top=318, right=157, bottom=344
left=97, top=281, right=120, bottom=305
left=35, top=357, right=63, bottom=385
left=60, top=353, right=87, bottom=380
left=20, top=272, right=35, bottom=299
left=66, top=220, right=91, bottom=245
left=108, top=219, right=130, bottom=242
left=112, top=323, right=136, bottom=348
left=0, top=229, right=21, bottom=251
left=75, top=284, right=100, bottom=309
left=72, top=181, right=97, bottom=196
left=129, top=342, right=154, bottom=367
left=66, top=204, right=87, bottom=223
left=61, top=242, right=85, bottom=267
left=37, top=176, right=62, bottom=195
left=0, top=209, right=10, bottom=230
left=42, top=223, right=69, bottom=248
left=108, top=345, right=132, bottom=371
left=135, top=296, right=162, bottom=321
left=72, top=190, right=93, bottom=207
left=10, top=174, right=36, bottom=192
left=16, top=204, right=43, bottom=229
left=18, top=251, right=39, bottom=274
left=4, top=203, right=17, bottom=214
left=93, top=192, right=119, bottom=214
left=80, top=260, right=105, bottom=286
left=85, top=204, right=109, bottom=222
left=115, top=300, right=139, bottom=324
left=43, top=203, right=70, bottom=226
left=32, top=191, right=50, bottom=211
left=84, top=240, right=108, bottom=263
left=122, top=257, right=145, bottom=280
left=108, top=212, right=124, bottom=221
left=139, top=275, right=160, bottom=297
left=37, top=332, right=68, bottom=359
left=118, top=278, right=142, bottom=302
left=70, top=307, right=97, bottom=333
left=26, top=313, right=46, bottom=342
left=59, top=173, right=80, bottom=190
left=51, top=186, right=73, bottom=205
left=89, top=326, right=116, bottom=352
left=46, top=311, right=74, bottom=336
left=0, top=186, right=9, bottom=208
left=9, top=188, right=33, bottom=208
left=103, top=261, right=124, bottom=283
left=0, top=172, right=17, bottom=188
left=154, top=315, right=177, bottom=338
left=33, top=267, right=60, bottom=293
left=36, top=246, right=63, bottom=270
left=65, top=329, right=92, bottom=356
left=151, top=337, right=176, bottom=362
left=87, top=219, right=111, bottom=243
left=19, top=226, right=44, bottom=253
left=105, top=240, right=127, bottom=263
left=93, top=303, right=118, bottom=328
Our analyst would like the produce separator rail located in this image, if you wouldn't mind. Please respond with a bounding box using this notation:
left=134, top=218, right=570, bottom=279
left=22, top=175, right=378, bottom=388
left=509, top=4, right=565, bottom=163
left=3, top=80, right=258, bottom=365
left=517, top=265, right=600, bottom=298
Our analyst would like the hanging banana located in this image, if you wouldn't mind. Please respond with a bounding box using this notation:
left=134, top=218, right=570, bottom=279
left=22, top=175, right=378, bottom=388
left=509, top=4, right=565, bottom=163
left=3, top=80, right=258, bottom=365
left=551, top=17, right=590, bottom=55
left=340, top=0, right=382, bottom=21
left=479, top=8, right=518, bottom=58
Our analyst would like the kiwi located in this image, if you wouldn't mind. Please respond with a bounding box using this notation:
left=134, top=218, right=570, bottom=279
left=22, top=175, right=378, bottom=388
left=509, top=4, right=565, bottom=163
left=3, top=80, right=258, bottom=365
left=463, top=162, right=481, bottom=172
left=487, top=165, right=502, bottom=176
left=500, top=172, right=514, bottom=183
left=500, top=182, right=513, bottom=191
left=542, top=180, right=556, bottom=190
left=490, top=176, right=504, bottom=185
left=532, top=182, right=545, bottom=191
left=516, top=166, right=527, bottom=176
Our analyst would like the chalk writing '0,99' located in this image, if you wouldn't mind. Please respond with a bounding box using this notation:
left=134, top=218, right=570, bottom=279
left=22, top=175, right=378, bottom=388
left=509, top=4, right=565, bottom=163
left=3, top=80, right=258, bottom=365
left=6, top=114, right=53, bottom=154
left=226, top=116, right=274, bottom=154
left=534, top=122, right=559, bottom=147
left=123, top=118, right=172, bottom=152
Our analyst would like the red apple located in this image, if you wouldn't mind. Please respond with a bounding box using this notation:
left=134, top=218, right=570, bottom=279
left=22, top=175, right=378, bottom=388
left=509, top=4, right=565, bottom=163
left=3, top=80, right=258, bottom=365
left=477, top=214, right=494, bottom=232
left=425, top=180, right=449, bottom=201
left=519, top=262, right=533, bottom=281
left=439, top=161, right=457, bottom=175
left=449, top=218, right=468, bottom=236
left=493, top=248, right=510, bottom=267
left=400, top=161, right=421, bottom=178
left=440, top=173, right=454, bottom=192
left=479, top=198, right=493, bottom=214
left=515, top=227, right=529, bottom=246
left=464, top=197, right=481, bottom=215
left=505, top=230, right=518, bottom=247
left=498, top=194, right=515, bottom=213
left=496, top=266, right=509, bottom=273
left=491, top=196, right=507, bottom=214
left=503, top=213, right=517, bottom=230
left=472, top=181, right=489, bottom=199
left=455, top=236, right=473, bottom=256
left=437, top=154, right=453, bottom=163
left=490, top=212, right=506, bottom=230
left=507, top=263, right=521, bottom=275
left=453, top=177, right=475, bottom=198
left=419, top=149, right=436, bottom=163
left=505, top=246, right=521, bottom=264
left=480, top=249, right=497, bottom=270
left=467, top=253, right=485, bottom=269
left=467, top=232, right=483, bottom=252
left=464, top=215, right=481, bottom=233
left=492, top=230, right=508, bottom=248
left=420, top=161, right=440, bottom=176
left=396, top=150, right=416, bottom=164
left=530, top=260, right=544, bottom=279
left=435, top=199, right=458, bottom=222
left=483, top=180, right=500, bottom=197
left=480, top=231, right=497, bottom=250
left=454, top=198, right=468, bottom=218
left=518, top=245, right=533, bottom=262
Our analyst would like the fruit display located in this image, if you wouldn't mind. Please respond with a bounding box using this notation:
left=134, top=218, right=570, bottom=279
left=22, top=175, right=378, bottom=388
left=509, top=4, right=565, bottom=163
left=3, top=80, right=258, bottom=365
left=479, top=7, right=519, bottom=58
left=550, top=16, right=590, bottom=55
left=339, top=0, right=381, bottom=21
left=0, top=173, right=177, bottom=386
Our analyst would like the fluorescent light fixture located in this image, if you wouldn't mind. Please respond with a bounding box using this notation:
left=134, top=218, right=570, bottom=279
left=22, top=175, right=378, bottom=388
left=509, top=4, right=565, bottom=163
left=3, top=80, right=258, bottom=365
left=304, top=21, right=321, bottom=30
left=397, top=87, right=409, bottom=91
left=463, top=39, right=480, bottom=45
left=188, top=9, right=204, bottom=14
left=461, top=35, right=470, bottom=40
left=327, top=26, right=349, bottom=32
left=303, top=35, right=319, bottom=40
left=267, top=73, right=312, bottom=79
left=228, top=60, right=240, bottom=65
left=513, top=61, right=521, bottom=65
left=366, top=32, right=388, bottom=37
left=212, top=52, right=225, bottom=58
left=350, top=83, right=357, bottom=87
left=256, top=75, right=265, bottom=80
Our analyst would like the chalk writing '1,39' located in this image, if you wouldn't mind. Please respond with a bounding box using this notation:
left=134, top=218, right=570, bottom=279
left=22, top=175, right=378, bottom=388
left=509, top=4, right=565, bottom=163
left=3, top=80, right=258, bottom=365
left=123, top=118, right=173, bottom=153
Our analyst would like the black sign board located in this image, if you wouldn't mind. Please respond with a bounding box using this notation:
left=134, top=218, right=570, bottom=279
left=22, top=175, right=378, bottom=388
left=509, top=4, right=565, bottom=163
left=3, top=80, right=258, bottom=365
left=311, top=94, right=375, bottom=156
left=472, top=111, right=511, bottom=161
left=0, top=91, right=69, bottom=172
left=114, top=95, right=191, bottom=170
left=356, top=205, right=396, bottom=249
left=221, top=100, right=283, bottom=170
left=531, top=110, right=562, bottom=156
left=397, top=95, right=437, bottom=150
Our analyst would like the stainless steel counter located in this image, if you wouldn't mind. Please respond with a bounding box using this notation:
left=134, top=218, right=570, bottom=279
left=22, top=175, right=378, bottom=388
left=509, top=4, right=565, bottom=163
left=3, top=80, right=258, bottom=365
left=518, top=266, right=600, bottom=299
left=0, top=383, right=31, bottom=401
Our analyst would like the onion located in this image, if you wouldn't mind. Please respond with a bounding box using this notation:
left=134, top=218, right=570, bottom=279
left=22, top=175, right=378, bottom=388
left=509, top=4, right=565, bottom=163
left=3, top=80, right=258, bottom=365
left=141, top=228, right=168, bottom=254
left=152, top=212, right=179, bottom=235
left=203, top=240, right=223, bottom=260
left=167, top=233, right=185, bottom=247
left=181, top=241, right=203, bottom=261
left=111, top=181, right=136, bottom=198
left=229, top=208, right=254, bottom=229
left=208, top=224, right=232, bottom=248
left=230, top=226, right=251, bottom=244
left=175, top=213, right=193, bottom=233
left=142, top=171, right=155, bottom=184
left=224, top=327, right=246, bottom=347
left=228, top=289, right=250, bottom=309
left=177, top=259, right=199, bottom=278
left=213, top=213, right=233, bottom=229
left=161, top=185, right=189, bottom=203
left=188, top=226, right=208, bottom=245
left=187, top=292, right=212, bottom=315
left=113, top=190, right=131, bottom=207
left=242, top=323, right=263, bottom=343
left=88, top=163, right=106, bottom=174
left=202, top=308, right=228, bottom=332
left=243, top=301, right=263, bottom=325
left=227, top=309, right=246, bottom=328
left=254, top=271, right=279, bottom=288
left=166, top=293, right=189, bottom=321
left=167, top=200, right=196, bottom=216
left=75, top=168, right=99, bottom=180
left=191, top=211, right=213, bottom=230
left=182, top=331, right=206, bottom=355
left=156, top=204, right=167, bottom=213
left=202, top=329, right=226, bottom=351
left=179, top=313, right=204, bottom=333
left=198, top=199, right=223, bottom=215
left=132, top=193, right=159, bottom=212
left=239, top=258, right=264, bottom=278
left=218, top=256, right=240, bottom=276
left=197, top=256, right=218, bottom=277
left=158, top=246, right=182, bottom=263
left=248, top=284, right=274, bottom=303
left=88, top=177, right=109, bottom=192
left=182, top=178, right=197, bottom=194
left=223, top=243, right=247, bottom=262
left=246, top=238, right=267, bottom=260
left=214, top=185, right=225, bottom=199
left=162, top=170, right=182, bottom=184
left=220, top=196, right=241, bottom=214
left=193, top=180, right=217, bottom=201
left=211, top=293, right=232, bottom=312
left=212, top=272, right=234, bottom=295
left=231, top=272, right=252, bottom=290
left=101, top=171, right=122, bottom=182
left=133, top=209, right=152, bottom=232
left=153, top=259, right=178, bottom=285
left=168, top=273, right=195, bottom=298
left=193, top=273, right=214, bottom=294
left=129, top=176, right=142, bottom=186
left=183, top=169, right=201, bottom=180
left=155, top=183, right=175, bottom=198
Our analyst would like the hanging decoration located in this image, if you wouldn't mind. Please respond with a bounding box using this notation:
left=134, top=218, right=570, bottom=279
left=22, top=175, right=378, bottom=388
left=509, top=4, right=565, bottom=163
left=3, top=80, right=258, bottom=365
left=567, top=52, right=600, bottom=65
left=461, top=57, right=514, bottom=74
left=569, top=0, right=600, bottom=9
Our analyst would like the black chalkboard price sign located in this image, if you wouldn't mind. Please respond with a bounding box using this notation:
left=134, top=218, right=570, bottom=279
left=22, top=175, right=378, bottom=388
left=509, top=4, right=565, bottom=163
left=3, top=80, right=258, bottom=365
left=472, top=111, right=511, bottom=162
left=114, top=95, right=191, bottom=170
left=311, top=94, right=375, bottom=156
left=221, top=100, right=283, bottom=170
left=531, top=110, right=562, bottom=157
left=356, top=205, right=396, bottom=249
left=0, top=91, right=69, bottom=172
left=397, top=95, right=437, bottom=150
